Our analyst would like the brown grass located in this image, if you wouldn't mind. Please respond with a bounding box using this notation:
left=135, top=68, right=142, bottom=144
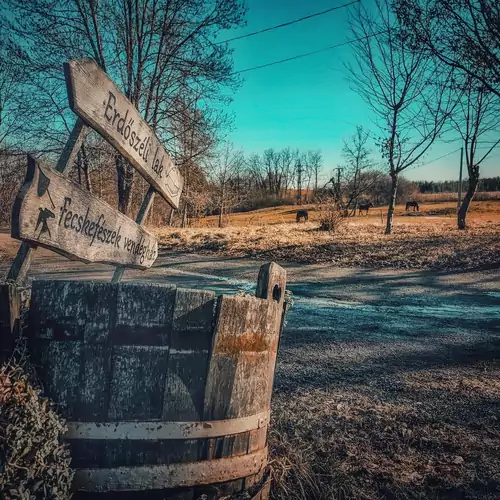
left=154, top=220, right=500, bottom=271
left=182, top=200, right=500, bottom=228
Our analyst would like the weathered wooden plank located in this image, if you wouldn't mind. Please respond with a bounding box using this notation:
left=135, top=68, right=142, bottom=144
left=64, top=59, right=183, bottom=208
left=203, top=295, right=281, bottom=420
left=108, top=345, right=169, bottom=421
left=72, top=447, right=268, bottom=492
left=202, top=289, right=282, bottom=497
left=256, top=262, right=287, bottom=408
left=0, top=284, right=22, bottom=359
left=113, top=282, right=175, bottom=345
left=29, top=281, right=116, bottom=342
left=162, top=289, right=215, bottom=421
left=69, top=438, right=200, bottom=468
left=32, top=340, right=82, bottom=420
left=29, top=281, right=87, bottom=340
left=11, top=156, right=158, bottom=269
left=256, top=262, right=287, bottom=306
left=55, top=119, right=89, bottom=173
left=80, top=344, right=111, bottom=421
left=248, top=426, right=268, bottom=454
left=6, top=241, right=33, bottom=284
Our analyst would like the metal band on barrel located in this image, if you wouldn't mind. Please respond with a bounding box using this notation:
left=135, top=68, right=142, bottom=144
left=73, top=447, right=268, bottom=491
left=66, top=410, right=270, bottom=440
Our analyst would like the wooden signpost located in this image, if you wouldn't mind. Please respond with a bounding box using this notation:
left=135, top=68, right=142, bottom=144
left=64, top=59, right=183, bottom=208
left=12, top=157, right=157, bottom=269
left=7, top=58, right=183, bottom=283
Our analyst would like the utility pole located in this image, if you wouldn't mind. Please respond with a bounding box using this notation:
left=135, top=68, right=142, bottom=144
left=457, top=147, right=464, bottom=211
left=337, top=167, right=341, bottom=201
left=297, top=161, right=303, bottom=205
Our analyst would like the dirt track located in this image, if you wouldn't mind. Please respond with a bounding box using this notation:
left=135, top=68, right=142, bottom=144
left=2, top=234, right=500, bottom=497
left=1, top=232, right=499, bottom=338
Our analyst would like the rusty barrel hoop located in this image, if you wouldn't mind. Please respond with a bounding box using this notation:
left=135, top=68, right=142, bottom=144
left=26, top=263, right=286, bottom=498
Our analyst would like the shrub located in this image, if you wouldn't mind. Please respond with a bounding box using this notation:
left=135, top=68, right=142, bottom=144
left=316, top=197, right=345, bottom=232
left=0, top=348, right=73, bottom=499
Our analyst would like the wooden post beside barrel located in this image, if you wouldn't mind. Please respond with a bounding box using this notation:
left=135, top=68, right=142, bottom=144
left=27, top=263, right=286, bottom=499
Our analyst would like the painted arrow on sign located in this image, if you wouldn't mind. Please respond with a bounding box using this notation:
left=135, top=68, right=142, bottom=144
left=12, top=156, right=158, bottom=269
left=64, top=59, right=183, bottom=209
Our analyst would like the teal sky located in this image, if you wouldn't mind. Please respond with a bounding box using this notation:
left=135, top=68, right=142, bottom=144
left=222, top=0, right=499, bottom=182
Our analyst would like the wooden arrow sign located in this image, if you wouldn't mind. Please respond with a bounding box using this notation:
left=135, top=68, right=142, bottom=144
left=12, top=156, right=158, bottom=269
left=64, top=59, right=183, bottom=209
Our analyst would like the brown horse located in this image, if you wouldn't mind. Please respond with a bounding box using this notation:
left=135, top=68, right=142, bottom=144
left=406, top=201, right=419, bottom=212
left=358, top=202, right=373, bottom=216
left=296, top=209, right=308, bottom=222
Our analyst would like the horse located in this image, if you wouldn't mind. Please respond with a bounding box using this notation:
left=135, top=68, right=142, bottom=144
left=406, top=201, right=419, bottom=212
left=358, top=202, right=373, bottom=216
left=296, top=209, right=308, bottom=222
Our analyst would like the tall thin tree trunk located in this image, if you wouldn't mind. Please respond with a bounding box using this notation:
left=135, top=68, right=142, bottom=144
left=385, top=172, right=399, bottom=235
left=181, top=204, right=188, bottom=228
left=218, top=201, right=224, bottom=228
left=168, top=208, right=175, bottom=226
left=116, top=155, right=134, bottom=214
left=458, top=165, right=479, bottom=230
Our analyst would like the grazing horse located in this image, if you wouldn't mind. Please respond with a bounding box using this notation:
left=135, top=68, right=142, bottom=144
left=406, top=201, right=419, bottom=212
left=296, top=209, right=308, bottom=222
left=358, top=202, right=373, bottom=216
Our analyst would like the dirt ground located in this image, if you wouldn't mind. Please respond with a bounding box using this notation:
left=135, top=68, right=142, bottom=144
left=1, top=232, right=500, bottom=499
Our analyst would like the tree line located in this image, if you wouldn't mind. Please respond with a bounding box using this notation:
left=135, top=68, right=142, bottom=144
left=418, top=177, right=500, bottom=194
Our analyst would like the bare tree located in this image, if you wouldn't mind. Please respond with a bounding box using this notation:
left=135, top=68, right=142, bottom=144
left=300, top=151, right=323, bottom=202
left=395, top=0, right=500, bottom=99
left=246, top=148, right=299, bottom=200
left=339, top=126, right=381, bottom=215
left=5, top=0, right=246, bottom=214
left=207, top=145, right=245, bottom=228
left=307, top=150, right=323, bottom=193
left=347, top=0, right=457, bottom=234
left=451, top=78, right=500, bottom=229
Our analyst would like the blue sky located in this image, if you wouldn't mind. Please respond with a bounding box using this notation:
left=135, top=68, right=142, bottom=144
left=221, top=0, right=499, bottom=182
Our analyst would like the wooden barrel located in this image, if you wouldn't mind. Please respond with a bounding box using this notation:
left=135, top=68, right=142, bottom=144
left=27, top=263, right=286, bottom=499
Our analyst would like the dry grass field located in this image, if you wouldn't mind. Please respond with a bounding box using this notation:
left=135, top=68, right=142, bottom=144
left=179, top=199, right=500, bottom=227
left=154, top=200, right=500, bottom=271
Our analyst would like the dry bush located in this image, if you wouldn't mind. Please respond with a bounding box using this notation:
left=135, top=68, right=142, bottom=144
left=316, top=198, right=345, bottom=233
left=0, top=340, right=73, bottom=499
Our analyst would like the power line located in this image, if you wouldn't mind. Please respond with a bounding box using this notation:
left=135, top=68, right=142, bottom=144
left=413, top=148, right=462, bottom=170
left=217, top=0, right=359, bottom=45
left=232, top=31, right=384, bottom=75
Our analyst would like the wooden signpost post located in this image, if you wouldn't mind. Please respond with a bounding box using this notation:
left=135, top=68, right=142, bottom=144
left=7, top=58, right=183, bottom=283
